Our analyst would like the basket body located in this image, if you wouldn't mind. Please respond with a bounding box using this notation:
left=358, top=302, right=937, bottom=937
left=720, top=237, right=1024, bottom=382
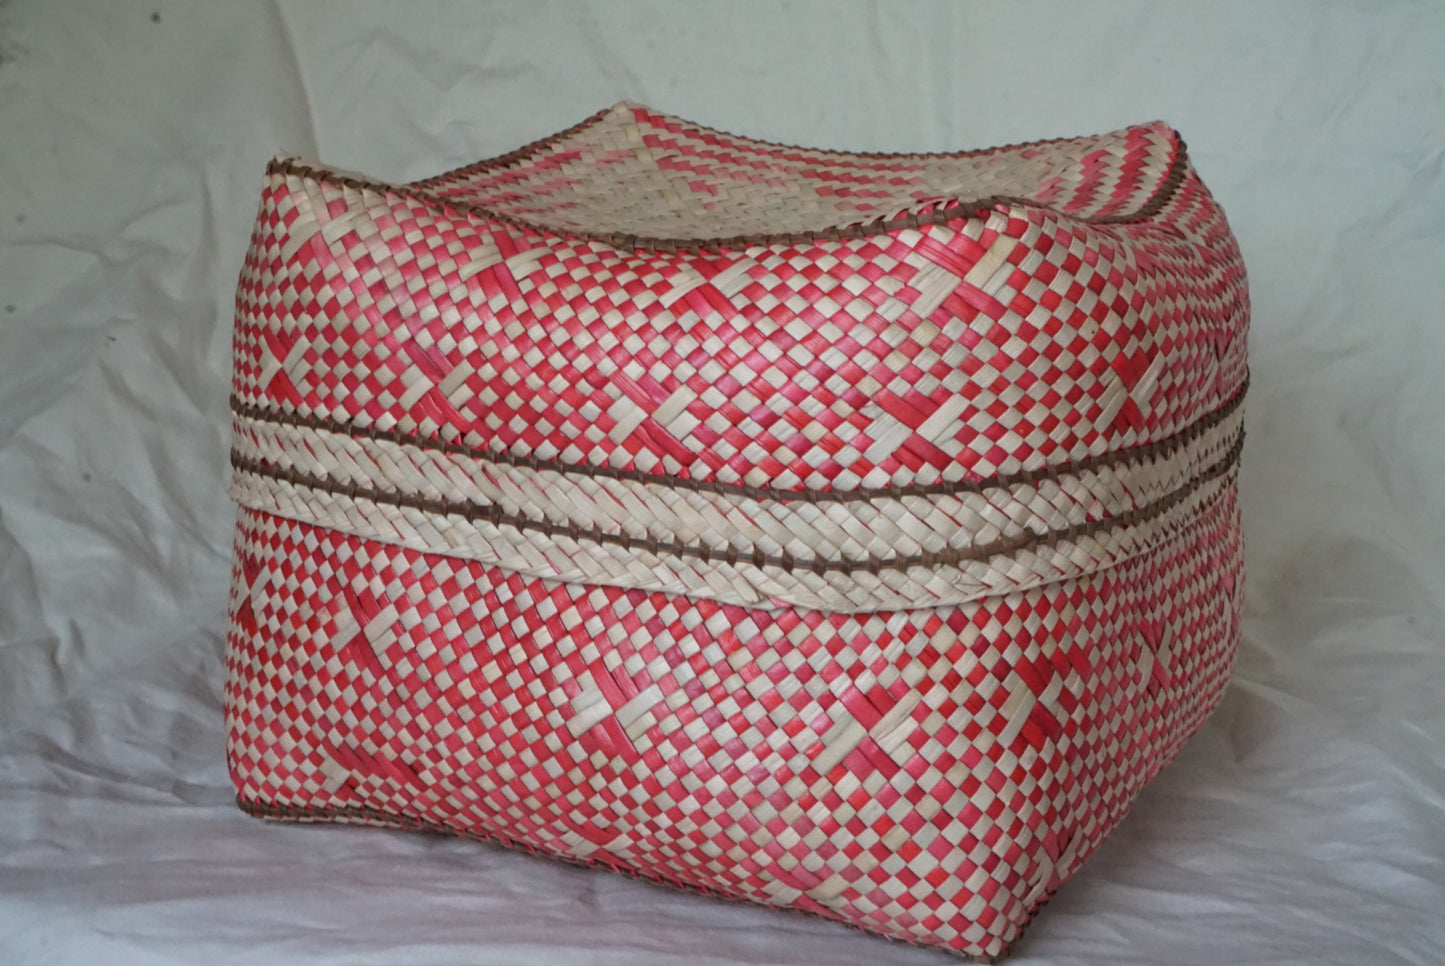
left=225, top=104, right=1248, bottom=961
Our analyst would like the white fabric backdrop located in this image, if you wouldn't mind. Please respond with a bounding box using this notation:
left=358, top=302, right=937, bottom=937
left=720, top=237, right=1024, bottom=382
left=2, top=2, right=1442, bottom=963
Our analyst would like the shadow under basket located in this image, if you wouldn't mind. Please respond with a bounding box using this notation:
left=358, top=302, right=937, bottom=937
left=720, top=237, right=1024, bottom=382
left=224, top=103, right=1249, bottom=961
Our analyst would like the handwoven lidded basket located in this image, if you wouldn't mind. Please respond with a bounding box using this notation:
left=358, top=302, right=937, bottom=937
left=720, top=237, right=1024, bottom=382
left=225, top=102, right=1248, bottom=961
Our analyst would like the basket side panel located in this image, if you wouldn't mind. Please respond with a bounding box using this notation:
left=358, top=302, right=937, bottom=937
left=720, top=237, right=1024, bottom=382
left=223, top=471, right=1243, bottom=960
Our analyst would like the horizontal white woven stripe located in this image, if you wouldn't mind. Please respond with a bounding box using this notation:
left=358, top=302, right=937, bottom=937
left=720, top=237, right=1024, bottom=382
left=232, top=396, right=1241, bottom=569
left=229, top=448, right=1238, bottom=612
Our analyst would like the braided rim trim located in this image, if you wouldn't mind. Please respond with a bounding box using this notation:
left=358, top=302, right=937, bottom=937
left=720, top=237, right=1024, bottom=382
left=267, top=109, right=1190, bottom=254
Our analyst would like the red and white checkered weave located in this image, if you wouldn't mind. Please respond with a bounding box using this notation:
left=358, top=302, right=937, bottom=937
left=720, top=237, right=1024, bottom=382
left=225, top=104, right=1248, bottom=961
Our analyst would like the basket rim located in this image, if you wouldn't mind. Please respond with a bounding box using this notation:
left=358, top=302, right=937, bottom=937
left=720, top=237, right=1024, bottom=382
left=266, top=104, right=1191, bottom=255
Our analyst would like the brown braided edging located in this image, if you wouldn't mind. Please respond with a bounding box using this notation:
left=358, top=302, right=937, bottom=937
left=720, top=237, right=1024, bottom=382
left=269, top=121, right=1190, bottom=254
left=232, top=376, right=1247, bottom=506
left=408, top=104, right=622, bottom=188
left=415, top=102, right=1161, bottom=189
left=232, top=430, right=1242, bottom=577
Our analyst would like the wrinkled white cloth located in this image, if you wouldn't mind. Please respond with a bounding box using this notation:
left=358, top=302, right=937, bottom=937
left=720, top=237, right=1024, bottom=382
left=2, top=2, right=1442, bottom=964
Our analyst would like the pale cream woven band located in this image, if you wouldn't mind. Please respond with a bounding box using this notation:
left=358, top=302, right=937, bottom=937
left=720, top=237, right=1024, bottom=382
left=230, top=389, right=1242, bottom=613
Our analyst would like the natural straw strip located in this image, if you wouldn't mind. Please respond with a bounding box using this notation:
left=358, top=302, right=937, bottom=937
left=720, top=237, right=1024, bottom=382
left=232, top=376, right=1247, bottom=507
left=232, top=405, right=1240, bottom=575
left=232, top=430, right=1242, bottom=577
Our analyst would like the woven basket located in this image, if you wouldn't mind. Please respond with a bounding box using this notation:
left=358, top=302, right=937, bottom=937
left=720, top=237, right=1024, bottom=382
left=225, top=103, right=1248, bottom=961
